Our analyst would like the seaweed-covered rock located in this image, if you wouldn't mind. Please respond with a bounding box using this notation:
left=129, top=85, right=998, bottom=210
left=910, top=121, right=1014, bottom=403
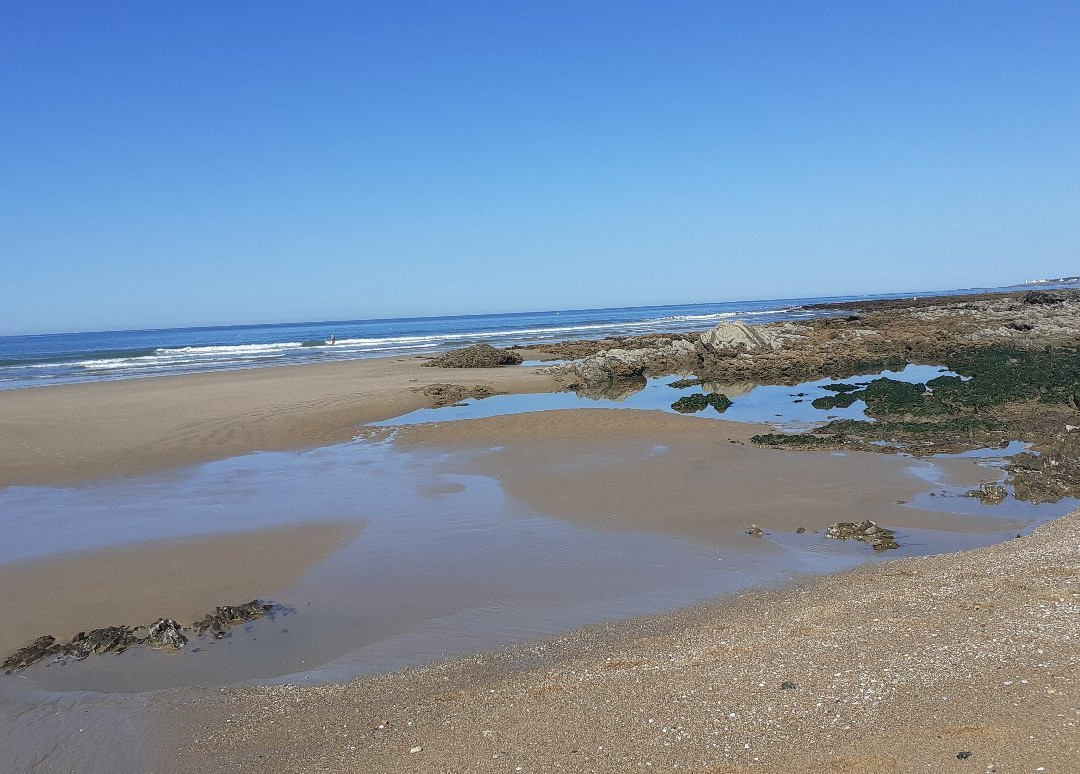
left=1022, top=291, right=1064, bottom=305
left=423, top=344, right=523, bottom=368
left=965, top=482, right=1008, bottom=504
left=821, top=383, right=861, bottom=393
left=62, top=626, right=142, bottom=660
left=2, top=636, right=61, bottom=673
left=416, top=383, right=501, bottom=407
left=825, top=520, right=899, bottom=551
left=670, top=392, right=732, bottom=414
left=750, top=432, right=837, bottom=449
left=2, top=600, right=291, bottom=674
left=811, top=391, right=860, bottom=409
left=193, top=601, right=274, bottom=639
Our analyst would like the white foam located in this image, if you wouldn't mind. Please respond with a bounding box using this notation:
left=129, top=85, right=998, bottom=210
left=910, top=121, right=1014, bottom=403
left=1, top=302, right=806, bottom=388
left=156, top=342, right=303, bottom=356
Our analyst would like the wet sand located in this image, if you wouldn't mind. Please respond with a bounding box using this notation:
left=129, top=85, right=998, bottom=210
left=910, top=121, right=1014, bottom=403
left=0, top=356, right=561, bottom=487
left=395, top=408, right=1010, bottom=545
left=0, top=521, right=360, bottom=656
left=171, top=508, right=1080, bottom=773
left=5, top=406, right=1014, bottom=697
left=2, top=354, right=1078, bottom=771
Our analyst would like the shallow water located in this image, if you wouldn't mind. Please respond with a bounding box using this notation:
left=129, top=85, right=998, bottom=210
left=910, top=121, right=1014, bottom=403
left=5, top=358, right=1075, bottom=698
left=374, top=363, right=958, bottom=431
left=0, top=439, right=827, bottom=694
left=1, top=363, right=1073, bottom=698
left=1, top=422, right=1074, bottom=698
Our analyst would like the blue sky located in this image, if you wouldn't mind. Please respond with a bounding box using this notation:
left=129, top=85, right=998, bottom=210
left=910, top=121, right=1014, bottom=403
left=2, top=2, right=1078, bottom=334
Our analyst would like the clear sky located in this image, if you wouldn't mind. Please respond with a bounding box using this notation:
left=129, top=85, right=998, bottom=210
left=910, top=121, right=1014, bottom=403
left=2, top=2, right=1078, bottom=334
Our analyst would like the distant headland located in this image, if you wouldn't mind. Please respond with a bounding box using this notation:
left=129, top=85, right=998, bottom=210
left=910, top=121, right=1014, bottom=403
left=1016, top=275, right=1080, bottom=287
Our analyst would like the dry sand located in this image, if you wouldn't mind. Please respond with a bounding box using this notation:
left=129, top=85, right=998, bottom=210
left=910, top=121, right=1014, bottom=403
left=170, top=509, right=1080, bottom=773
left=0, top=356, right=561, bottom=488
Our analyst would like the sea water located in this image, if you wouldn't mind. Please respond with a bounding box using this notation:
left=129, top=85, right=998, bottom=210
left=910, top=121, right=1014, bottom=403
left=0, top=287, right=1001, bottom=389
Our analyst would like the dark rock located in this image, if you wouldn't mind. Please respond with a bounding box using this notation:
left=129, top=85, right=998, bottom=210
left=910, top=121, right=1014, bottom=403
left=795, top=526, right=806, bottom=534
left=2, top=635, right=61, bottom=673
left=956, top=751, right=972, bottom=760
left=2, top=601, right=292, bottom=674
left=825, top=520, right=899, bottom=551
left=747, top=524, right=764, bottom=537
left=61, top=626, right=142, bottom=661
left=146, top=618, right=187, bottom=649
left=423, top=344, right=523, bottom=368
left=820, top=383, right=860, bottom=393
left=780, top=681, right=798, bottom=690
left=670, top=392, right=732, bottom=414
left=964, top=481, right=1008, bottom=504
left=193, top=601, right=274, bottom=639
left=416, top=383, right=501, bottom=408
left=1022, top=291, right=1064, bottom=305
left=668, top=377, right=706, bottom=389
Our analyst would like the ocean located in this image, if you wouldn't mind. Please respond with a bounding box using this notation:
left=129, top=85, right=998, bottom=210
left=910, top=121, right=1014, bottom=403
left=0, top=287, right=1009, bottom=390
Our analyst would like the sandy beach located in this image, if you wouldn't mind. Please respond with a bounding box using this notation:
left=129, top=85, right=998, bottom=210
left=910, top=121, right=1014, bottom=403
left=172, top=508, right=1080, bottom=773
left=0, top=355, right=562, bottom=488
left=3, top=295, right=1080, bottom=771
left=8, top=0, right=1079, bottom=769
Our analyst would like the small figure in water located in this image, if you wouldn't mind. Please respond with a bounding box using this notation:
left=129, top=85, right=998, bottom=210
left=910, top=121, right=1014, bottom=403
left=329, top=334, right=336, bottom=345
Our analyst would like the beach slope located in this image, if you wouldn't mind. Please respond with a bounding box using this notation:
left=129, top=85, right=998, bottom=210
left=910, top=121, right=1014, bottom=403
left=173, top=509, right=1080, bottom=772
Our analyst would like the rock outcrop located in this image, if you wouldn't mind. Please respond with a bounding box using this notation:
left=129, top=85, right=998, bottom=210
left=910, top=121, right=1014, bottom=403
left=2, top=600, right=282, bottom=674
left=423, top=344, right=523, bottom=368
left=193, top=601, right=275, bottom=639
left=146, top=618, right=187, bottom=649
left=825, top=520, right=899, bottom=551
left=699, top=321, right=785, bottom=353
left=551, top=338, right=700, bottom=393
left=965, top=482, right=1008, bottom=504
left=415, top=383, right=501, bottom=407
left=670, top=392, right=732, bottom=414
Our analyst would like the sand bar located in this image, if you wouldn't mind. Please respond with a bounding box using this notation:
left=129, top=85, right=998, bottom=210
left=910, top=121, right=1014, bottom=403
left=0, top=356, right=560, bottom=488
left=0, top=521, right=360, bottom=656
left=394, top=408, right=1010, bottom=544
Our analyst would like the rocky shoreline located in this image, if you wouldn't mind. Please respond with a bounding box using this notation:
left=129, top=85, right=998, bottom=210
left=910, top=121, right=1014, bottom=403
left=524, top=289, right=1080, bottom=504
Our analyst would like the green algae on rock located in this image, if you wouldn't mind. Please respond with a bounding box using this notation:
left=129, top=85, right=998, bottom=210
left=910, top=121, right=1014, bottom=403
left=670, top=392, right=732, bottom=414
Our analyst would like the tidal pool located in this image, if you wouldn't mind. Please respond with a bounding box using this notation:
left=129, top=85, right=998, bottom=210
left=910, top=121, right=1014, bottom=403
left=375, top=363, right=958, bottom=431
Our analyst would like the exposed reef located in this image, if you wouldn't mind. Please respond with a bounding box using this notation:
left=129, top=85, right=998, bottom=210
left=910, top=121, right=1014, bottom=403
left=2, top=600, right=284, bottom=674
left=825, top=520, right=899, bottom=551
left=670, top=392, right=732, bottom=414
left=529, top=290, right=1080, bottom=503
left=415, top=383, right=502, bottom=407
left=423, top=343, right=523, bottom=368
